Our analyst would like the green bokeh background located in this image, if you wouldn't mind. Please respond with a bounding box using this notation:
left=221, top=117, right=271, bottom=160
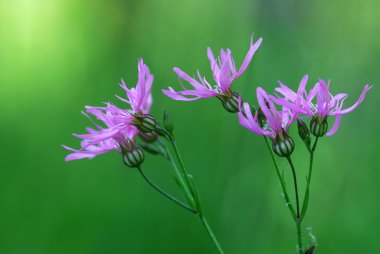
left=0, top=0, right=378, bottom=253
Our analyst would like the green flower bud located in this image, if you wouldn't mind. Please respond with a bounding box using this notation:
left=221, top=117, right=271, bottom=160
left=272, top=132, right=295, bottom=157
left=163, top=111, right=174, bottom=135
left=122, top=146, right=145, bottom=168
left=133, top=114, right=157, bottom=133
left=297, top=119, right=311, bottom=146
left=138, top=131, right=158, bottom=143
left=310, top=116, right=328, bottom=137
left=219, top=92, right=240, bottom=113
left=139, top=143, right=161, bottom=155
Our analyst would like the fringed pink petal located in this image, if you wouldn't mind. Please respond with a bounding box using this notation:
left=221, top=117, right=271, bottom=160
left=235, top=34, right=262, bottom=78
left=173, top=67, right=204, bottom=90
left=207, top=47, right=220, bottom=83
left=335, top=84, right=372, bottom=115
left=326, top=115, right=342, bottom=136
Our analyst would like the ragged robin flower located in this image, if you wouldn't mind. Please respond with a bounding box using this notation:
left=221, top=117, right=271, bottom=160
left=272, top=77, right=371, bottom=137
left=162, top=34, right=262, bottom=112
left=63, top=58, right=155, bottom=163
left=238, top=87, right=297, bottom=157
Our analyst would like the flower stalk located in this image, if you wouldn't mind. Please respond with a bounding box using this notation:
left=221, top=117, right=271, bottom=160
left=301, top=137, right=319, bottom=219
left=137, top=166, right=197, bottom=214
left=163, top=131, right=224, bottom=254
left=286, top=156, right=303, bottom=254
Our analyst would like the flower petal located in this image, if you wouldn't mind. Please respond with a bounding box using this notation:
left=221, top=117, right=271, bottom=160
left=173, top=67, right=204, bottom=90
left=236, top=34, right=262, bottom=78
left=335, top=84, right=372, bottom=115
left=326, top=115, right=342, bottom=136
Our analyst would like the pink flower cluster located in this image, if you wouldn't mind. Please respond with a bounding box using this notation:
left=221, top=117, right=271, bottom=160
left=238, top=76, right=371, bottom=140
left=161, top=34, right=371, bottom=142
left=63, top=58, right=153, bottom=161
left=64, top=34, right=372, bottom=162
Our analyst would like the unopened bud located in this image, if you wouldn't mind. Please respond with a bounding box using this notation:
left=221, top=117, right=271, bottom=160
left=133, top=114, right=157, bottom=133
left=138, top=131, right=158, bottom=143
left=122, top=146, right=145, bottom=168
left=272, top=132, right=295, bottom=157
left=139, top=143, right=161, bottom=155
left=297, top=119, right=311, bottom=146
left=163, top=111, right=174, bottom=135
left=310, top=116, right=328, bottom=137
left=219, top=91, right=240, bottom=113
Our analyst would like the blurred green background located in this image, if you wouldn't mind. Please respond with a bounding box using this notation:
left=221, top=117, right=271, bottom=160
left=0, top=0, right=378, bottom=253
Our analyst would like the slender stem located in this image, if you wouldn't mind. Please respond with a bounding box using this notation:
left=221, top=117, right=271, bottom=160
left=168, top=137, right=224, bottom=253
left=286, top=156, right=303, bottom=254
left=171, top=140, right=192, bottom=186
left=263, top=136, right=296, bottom=218
left=286, top=156, right=301, bottom=218
left=200, top=215, right=225, bottom=254
left=301, top=137, right=319, bottom=220
left=170, top=139, right=201, bottom=211
left=137, top=167, right=197, bottom=214
left=161, top=138, right=195, bottom=207
left=311, top=137, right=319, bottom=152
left=296, top=220, right=303, bottom=254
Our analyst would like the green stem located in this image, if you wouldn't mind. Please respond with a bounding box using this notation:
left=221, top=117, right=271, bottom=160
left=263, top=136, right=296, bottom=218
left=137, top=167, right=197, bottom=214
left=286, top=156, right=301, bottom=218
left=286, top=156, right=303, bottom=254
left=170, top=139, right=202, bottom=211
left=200, top=215, right=225, bottom=254
left=168, top=138, right=224, bottom=253
left=296, top=220, right=303, bottom=254
left=161, top=138, right=195, bottom=208
left=301, top=137, right=319, bottom=220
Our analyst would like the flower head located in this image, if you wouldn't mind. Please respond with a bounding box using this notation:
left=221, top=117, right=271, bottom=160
left=63, top=58, right=154, bottom=161
left=273, top=77, right=372, bottom=136
left=238, top=87, right=297, bottom=139
left=239, top=87, right=297, bottom=157
left=162, top=34, right=262, bottom=101
left=63, top=105, right=139, bottom=161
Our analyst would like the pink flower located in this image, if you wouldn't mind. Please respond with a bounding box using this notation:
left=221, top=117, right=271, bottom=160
left=63, top=58, right=154, bottom=161
left=63, top=105, right=138, bottom=161
left=238, top=87, right=297, bottom=139
left=116, top=58, right=153, bottom=115
left=162, top=34, right=262, bottom=101
left=273, top=77, right=372, bottom=136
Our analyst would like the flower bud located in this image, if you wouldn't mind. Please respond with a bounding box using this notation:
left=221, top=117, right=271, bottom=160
left=219, top=92, right=240, bottom=113
left=272, top=132, right=295, bottom=157
left=138, top=131, right=158, bottom=143
left=133, top=114, right=157, bottom=133
left=163, top=110, right=174, bottom=135
left=139, top=143, right=161, bottom=155
left=310, top=116, right=328, bottom=137
left=122, top=146, right=145, bottom=168
left=297, top=119, right=311, bottom=146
